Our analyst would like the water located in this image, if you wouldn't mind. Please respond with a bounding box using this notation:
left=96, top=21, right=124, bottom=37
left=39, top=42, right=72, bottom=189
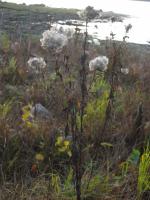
left=5, top=0, right=150, bottom=44
left=51, top=0, right=150, bottom=44
left=54, top=16, right=150, bottom=44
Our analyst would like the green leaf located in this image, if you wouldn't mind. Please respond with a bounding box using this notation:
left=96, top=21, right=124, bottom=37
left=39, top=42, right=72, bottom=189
left=101, top=142, right=113, bottom=147
left=67, top=151, right=72, bottom=157
left=128, top=149, right=140, bottom=165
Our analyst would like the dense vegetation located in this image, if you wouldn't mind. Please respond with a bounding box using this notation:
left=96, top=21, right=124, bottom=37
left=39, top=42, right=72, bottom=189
left=0, top=1, right=79, bottom=37
left=0, top=4, right=150, bottom=200
left=0, top=1, right=78, bottom=15
left=0, top=1, right=128, bottom=39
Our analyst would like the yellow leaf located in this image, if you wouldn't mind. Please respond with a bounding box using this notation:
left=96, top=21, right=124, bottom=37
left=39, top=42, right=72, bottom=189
left=63, top=140, right=70, bottom=147
left=26, top=121, right=32, bottom=128
left=58, top=147, right=66, bottom=152
left=55, top=136, right=63, bottom=146
left=35, top=153, right=44, bottom=161
left=22, top=111, right=30, bottom=121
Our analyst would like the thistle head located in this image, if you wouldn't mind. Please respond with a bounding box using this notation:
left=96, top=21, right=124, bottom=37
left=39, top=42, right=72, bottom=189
left=27, top=57, right=46, bottom=74
left=40, top=28, right=68, bottom=51
left=89, top=56, right=109, bottom=72
left=121, top=68, right=129, bottom=75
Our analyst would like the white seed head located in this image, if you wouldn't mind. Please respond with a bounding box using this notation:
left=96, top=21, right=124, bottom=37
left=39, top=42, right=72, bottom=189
left=89, top=56, right=109, bottom=72
left=40, top=28, right=68, bottom=51
left=121, top=68, right=129, bottom=75
left=27, top=57, right=46, bottom=74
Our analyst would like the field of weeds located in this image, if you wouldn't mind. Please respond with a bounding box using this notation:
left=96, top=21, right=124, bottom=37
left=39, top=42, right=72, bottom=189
left=0, top=7, right=150, bottom=200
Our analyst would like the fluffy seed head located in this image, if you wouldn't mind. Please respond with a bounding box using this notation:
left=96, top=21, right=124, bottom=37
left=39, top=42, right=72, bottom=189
left=27, top=57, right=46, bottom=74
left=40, top=28, right=68, bottom=51
left=89, top=56, right=109, bottom=72
left=121, top=68, right=129, bottom=75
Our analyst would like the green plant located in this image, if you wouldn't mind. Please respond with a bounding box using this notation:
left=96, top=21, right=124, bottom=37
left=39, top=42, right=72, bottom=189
left=1, top=134, right=23, bottom=179
left=128, top=149, right=140, bottom=165
left=51, top=173, right=61, bottom=194
left=55, top=136, right=72, bottom=157
left=137, top=143, right=150, bottom=199
left=120, top=149, right=140, bottom=177
left=21, top=103, right=33, bottom=128
left=8, top=57, right=17, bottom=72
left=0, top=33, right=10, bottom=52
left=84, top=79, right=109, bottom=132
left=81, top=170, right=113, bottom=199
left=2, top=57, right=18, bottom=84
left=0, top=100, right=13, bottom=120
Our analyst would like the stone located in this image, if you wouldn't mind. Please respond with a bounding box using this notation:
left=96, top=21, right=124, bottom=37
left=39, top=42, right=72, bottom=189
left=31, top=103, right=52, bottom=120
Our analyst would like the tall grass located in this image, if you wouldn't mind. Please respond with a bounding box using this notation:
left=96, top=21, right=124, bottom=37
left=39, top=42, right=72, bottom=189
left=137, top=143, right=150, bottom=199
